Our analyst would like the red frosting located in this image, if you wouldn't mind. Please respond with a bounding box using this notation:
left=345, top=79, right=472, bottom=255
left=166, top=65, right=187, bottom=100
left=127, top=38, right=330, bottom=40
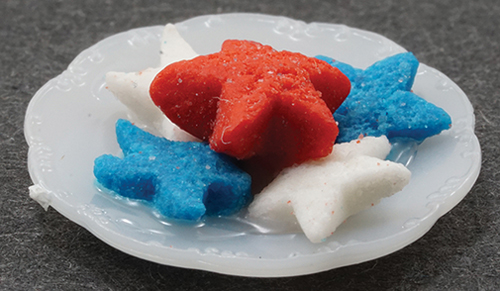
left=150, top=40, right=350, bottom=170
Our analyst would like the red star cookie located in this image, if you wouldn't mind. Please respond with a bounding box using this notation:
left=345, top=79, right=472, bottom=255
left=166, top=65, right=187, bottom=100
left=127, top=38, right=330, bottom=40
left=150, top=40, right=350, bottom=170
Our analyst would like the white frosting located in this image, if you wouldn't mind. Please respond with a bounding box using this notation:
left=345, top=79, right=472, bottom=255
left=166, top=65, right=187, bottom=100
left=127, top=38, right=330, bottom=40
left=248, top=136, right=411, bottom=243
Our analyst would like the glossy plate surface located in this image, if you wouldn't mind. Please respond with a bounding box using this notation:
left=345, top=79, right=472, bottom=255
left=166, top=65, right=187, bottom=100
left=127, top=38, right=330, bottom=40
left=25, top=13, right=481, bottom=277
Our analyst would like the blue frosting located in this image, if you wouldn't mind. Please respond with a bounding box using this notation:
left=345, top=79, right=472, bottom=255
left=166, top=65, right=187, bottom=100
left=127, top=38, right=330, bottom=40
left=316, top=53, right=452, bottom=143
left=94, top=119, right=252, bottom=221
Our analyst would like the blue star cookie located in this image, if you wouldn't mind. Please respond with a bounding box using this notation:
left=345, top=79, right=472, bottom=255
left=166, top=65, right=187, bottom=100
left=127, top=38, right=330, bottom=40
left=316, top=53, right=452, bottom=143
left=94, top=119, right=252, bottom=221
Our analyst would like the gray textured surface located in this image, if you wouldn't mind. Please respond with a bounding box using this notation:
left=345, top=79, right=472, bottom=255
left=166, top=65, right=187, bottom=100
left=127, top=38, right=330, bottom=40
left=1, top=0, right=499, bottom=290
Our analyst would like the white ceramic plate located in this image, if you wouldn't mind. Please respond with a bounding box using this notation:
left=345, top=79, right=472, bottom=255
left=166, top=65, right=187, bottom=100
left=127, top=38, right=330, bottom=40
left=25, top=13, right=481, bottom=277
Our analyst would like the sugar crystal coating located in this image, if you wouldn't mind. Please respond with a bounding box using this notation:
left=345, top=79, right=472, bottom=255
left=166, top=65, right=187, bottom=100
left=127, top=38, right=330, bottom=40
left=248, top=135, right=411, bottom=243
left=93, top=119, right=252, bottom=221
left=316, top=53, right=452, bottom=143
left=151, top=40, right=351, bottom=170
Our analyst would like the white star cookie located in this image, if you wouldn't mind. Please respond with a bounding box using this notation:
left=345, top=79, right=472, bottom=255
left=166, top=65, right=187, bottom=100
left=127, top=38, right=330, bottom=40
left=248, top=135, right=411, bottom=243
left=105, top=24, right=198, bottom=141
